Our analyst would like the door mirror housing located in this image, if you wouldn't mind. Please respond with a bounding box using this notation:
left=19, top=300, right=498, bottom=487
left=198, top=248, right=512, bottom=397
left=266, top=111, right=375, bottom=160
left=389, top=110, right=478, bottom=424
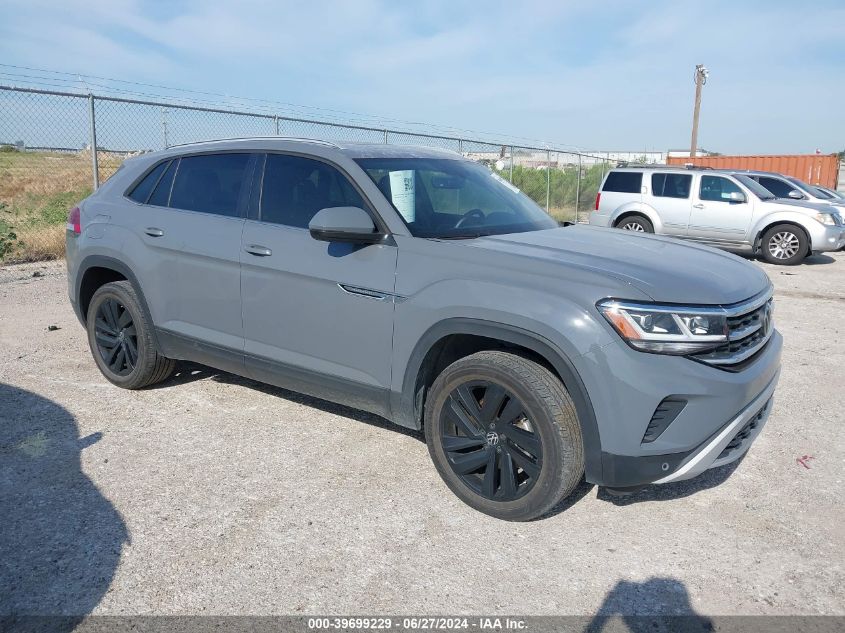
left=727, top=191, right=747, bottom=203
left=309, top=207, right=383, bottom=244
left=787, top=189, right=804, bottom=200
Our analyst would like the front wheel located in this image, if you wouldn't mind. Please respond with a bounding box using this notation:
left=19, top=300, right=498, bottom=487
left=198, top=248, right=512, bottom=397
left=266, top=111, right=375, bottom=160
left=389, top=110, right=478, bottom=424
left=425, top=351, right=584, bottom=521
left=760, top=224, right=807, bottom=265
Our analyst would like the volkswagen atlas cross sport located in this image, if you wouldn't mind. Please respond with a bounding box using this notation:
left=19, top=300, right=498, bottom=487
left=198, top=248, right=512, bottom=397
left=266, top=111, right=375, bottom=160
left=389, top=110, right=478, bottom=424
left=590, top=166, right=844, bottom=265
left=66, top=139, right=782, bottom=521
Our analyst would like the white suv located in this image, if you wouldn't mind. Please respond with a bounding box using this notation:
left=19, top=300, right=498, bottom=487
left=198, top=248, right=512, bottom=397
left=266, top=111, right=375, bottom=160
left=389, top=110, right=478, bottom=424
left=589, top=166, right=845, bottom=265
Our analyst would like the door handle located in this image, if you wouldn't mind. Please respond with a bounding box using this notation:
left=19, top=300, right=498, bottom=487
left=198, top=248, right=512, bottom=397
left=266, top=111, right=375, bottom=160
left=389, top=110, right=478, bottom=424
left=144, top=227, right=164, bottom=237
left=245, top=244, right=272, bottom=257
left=693, top=203, right=705, bottom=209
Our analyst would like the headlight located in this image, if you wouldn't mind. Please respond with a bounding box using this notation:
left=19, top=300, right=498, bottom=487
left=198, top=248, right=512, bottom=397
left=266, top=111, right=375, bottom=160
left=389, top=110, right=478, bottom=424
left=597, top=299, right=728, bottom=354
left=814, top=212, right=836, bottom=226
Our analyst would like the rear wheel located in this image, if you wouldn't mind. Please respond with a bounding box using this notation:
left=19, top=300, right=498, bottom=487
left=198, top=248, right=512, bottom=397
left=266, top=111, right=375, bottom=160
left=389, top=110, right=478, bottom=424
left=425, top=351, right=584, bottom=521
left=761, top=224, right=807, bottom=265
left=86, top=281, right=175, bottom=389
left=616, top=215, right=653, bottom=233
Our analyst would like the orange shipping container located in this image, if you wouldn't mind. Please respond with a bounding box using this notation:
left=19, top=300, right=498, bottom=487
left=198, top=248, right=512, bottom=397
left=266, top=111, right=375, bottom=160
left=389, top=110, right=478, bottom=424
left=665, top=154, right=840, bottom=189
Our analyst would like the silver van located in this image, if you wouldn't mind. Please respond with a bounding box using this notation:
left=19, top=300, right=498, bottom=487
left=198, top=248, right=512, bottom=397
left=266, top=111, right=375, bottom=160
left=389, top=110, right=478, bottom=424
left=589, top=166, right=845, bottom=265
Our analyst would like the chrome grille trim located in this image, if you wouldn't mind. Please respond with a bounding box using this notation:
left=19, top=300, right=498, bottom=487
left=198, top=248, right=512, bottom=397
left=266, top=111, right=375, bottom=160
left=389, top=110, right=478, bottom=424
left=693, top=290, right=775, bottom=369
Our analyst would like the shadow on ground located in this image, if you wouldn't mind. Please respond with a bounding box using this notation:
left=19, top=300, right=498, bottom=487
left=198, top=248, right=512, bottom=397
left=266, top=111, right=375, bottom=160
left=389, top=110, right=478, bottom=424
left=586, top=577, right=714, bottom=632
left=0, top=383, right=127, bottom=630
left=596, top=456, right=744, bottom=506
left=158, top=361, right=425, bottom=442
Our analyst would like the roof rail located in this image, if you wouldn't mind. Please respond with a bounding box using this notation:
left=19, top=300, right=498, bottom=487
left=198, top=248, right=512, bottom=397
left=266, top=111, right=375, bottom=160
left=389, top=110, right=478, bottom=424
left=613, top=162, right=714, bottom=170
left=167, top=136, right=342, bottom=150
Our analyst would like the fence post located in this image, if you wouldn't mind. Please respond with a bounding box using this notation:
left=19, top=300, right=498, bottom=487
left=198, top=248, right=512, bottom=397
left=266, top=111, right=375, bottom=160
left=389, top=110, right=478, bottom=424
left=545, top=150, right=551, bottom=213
left=383, top=129, right=388, bottom=144
left=509, top=146, right=514, bottom=182
left=575, top=153, right=582, bottom=223
left=88, top=94, right=99, bottom=190
left=274, top=115, right=280, bottom=135
left=161, top=107, right=169, bottom=148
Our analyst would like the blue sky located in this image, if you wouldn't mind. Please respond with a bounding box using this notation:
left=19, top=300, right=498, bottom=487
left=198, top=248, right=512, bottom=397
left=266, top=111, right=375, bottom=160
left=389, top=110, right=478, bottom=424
left=1, top=0, right=843, bottom=153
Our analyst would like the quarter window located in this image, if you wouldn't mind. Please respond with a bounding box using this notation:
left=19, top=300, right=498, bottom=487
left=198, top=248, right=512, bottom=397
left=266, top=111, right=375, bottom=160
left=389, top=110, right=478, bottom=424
left=651, top=173, right=691, bottom=199
left=148, top=159, right=178, bottom=207
left=260, top=154, right=366, bottom=228
left=169, top=153, right=252, bottom=216
left=699, top=176, right=743, bottom=202
left=128, top=160, right=169, bottom=203
left=602, top=171, right=642, bottom=193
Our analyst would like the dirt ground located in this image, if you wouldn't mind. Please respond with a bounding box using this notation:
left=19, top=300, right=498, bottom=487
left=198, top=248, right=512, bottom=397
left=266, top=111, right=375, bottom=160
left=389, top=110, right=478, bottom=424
left=1, top=252, right=843, bottom=618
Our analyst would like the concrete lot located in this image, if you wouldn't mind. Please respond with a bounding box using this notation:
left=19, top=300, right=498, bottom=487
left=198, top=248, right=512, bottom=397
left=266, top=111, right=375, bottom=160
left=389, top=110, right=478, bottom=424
left=1, top=251, right=843, bottom=617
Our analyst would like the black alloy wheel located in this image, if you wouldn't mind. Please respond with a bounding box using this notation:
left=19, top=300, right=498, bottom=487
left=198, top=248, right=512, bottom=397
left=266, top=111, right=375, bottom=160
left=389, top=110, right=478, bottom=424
left=94, top=298, right=138, bottom=376
left=439, top=380, right=542, bottom=502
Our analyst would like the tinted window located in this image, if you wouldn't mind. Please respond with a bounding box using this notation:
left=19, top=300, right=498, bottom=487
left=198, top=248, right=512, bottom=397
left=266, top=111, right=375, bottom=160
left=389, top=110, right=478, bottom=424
left=602, top=171, right=642, bottom=193
left=148, top=159, right=177, bottom=207
left=757, top=176, right=798, bottom=198
left=651, top=173, right=691, bottom=199
left=700, top=176, right=743, bottom=202
left=169, top=153, right=251, bottom=216
left=128, top=161, right=169, bottom=203
left=260, top=154, right=366, bottom=228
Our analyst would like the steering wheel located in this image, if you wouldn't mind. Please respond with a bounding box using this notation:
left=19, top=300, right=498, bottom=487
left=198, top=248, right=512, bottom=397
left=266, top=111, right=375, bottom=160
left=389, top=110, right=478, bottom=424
left=454, top=208, right=485, bottom=229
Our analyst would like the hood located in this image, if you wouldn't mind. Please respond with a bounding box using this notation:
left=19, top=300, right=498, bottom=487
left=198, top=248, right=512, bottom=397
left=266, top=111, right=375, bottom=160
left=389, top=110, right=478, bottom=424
left=769, top=198, right=844, bottom=215
left=469, top=226, right=771, bottom=305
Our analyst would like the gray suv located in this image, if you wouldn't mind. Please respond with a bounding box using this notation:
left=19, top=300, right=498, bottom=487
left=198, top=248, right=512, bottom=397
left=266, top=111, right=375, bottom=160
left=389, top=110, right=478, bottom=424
left=66, top=139, right=782, bottom=521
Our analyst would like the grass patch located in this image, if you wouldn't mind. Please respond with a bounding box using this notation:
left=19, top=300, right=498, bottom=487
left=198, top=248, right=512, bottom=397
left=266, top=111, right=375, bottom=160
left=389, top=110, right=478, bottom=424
left=0, top=149, right=122, bottom=263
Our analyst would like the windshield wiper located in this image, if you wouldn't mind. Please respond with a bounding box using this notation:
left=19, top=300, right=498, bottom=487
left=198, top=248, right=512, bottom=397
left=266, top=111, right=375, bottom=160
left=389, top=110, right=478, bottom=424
left=429, top=233, right=488, bottom=240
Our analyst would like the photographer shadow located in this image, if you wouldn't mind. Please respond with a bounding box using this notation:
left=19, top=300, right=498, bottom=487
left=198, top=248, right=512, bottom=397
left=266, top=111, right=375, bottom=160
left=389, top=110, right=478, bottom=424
left=0, top=384, right=128, bottom=631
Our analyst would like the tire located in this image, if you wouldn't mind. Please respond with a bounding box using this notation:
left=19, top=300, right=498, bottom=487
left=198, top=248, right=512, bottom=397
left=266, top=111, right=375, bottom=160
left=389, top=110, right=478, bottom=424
left=615, top=215, right=654, bottom=233
left=760, top=224, right=807, bottom=265
left=424, top=350, right=584, bottom=521
left=86, top=280, right=175, bottom=389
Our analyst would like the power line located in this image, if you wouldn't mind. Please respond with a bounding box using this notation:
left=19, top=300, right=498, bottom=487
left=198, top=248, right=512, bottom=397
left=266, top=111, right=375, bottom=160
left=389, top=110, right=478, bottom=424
left=0, top=63, right=585, bottom=151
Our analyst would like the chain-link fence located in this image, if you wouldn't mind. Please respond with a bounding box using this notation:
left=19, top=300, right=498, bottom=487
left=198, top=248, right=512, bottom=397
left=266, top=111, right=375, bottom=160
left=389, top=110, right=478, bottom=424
left=0, top=85, right=614, bottom=263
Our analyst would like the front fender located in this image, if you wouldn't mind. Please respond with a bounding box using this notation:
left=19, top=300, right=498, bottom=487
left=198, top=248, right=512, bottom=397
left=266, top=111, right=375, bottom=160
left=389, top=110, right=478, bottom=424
left=389, top=275, right=619, bottom=484
left=750, top=213, right=821, bottom=249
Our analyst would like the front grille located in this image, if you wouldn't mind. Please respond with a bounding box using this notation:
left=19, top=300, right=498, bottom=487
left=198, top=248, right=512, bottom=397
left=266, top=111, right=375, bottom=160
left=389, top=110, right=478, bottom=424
left=718, top=399, right=770, bottom=460
left=693, top=293, right=774, bottom=370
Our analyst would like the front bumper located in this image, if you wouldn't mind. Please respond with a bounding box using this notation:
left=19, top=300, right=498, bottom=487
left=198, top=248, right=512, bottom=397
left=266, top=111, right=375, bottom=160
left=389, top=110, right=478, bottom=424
left=811, top=224, right=845, bottom=253
left=654, top=369, right=777, bottom=483
left=578, top=328, right=782, bottom=488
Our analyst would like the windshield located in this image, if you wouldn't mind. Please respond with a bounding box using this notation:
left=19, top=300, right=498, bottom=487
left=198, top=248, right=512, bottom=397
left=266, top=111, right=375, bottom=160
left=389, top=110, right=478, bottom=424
left=811, top=186, right=833, bottom=199
left=354, top=158, right=558, bottom=238
left=734, top=174, right=775, bottom=200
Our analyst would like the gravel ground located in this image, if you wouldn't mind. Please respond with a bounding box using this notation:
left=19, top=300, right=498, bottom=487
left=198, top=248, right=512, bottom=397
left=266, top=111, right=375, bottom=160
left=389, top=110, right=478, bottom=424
left=1, top=252, right=843, bottom=618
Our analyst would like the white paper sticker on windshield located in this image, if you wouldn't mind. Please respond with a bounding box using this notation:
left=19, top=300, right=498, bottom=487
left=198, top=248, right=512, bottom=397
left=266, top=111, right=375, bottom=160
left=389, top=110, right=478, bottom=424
left=389, top=170, right=415, bottom=222
left=490, top=171, right=521, bottom=194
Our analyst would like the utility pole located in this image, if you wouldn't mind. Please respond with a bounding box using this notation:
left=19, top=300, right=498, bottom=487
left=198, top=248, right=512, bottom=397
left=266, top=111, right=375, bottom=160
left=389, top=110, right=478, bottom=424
left=689, top=64, right=709, bottom=158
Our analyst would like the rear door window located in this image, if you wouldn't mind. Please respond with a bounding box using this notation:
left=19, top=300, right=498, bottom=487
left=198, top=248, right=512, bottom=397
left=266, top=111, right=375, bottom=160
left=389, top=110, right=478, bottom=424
left=602, top=171, right=642, bottom=193
left=651, top=173, right=692, bottom=199
left=169, top=153, right=252, bottom=217
left=128, top=160, right=169, bottom=203
left=757, top=176, right=799, bottom=198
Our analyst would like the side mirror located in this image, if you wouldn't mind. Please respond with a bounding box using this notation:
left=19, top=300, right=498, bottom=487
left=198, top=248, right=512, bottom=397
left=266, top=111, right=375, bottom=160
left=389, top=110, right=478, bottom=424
left=309, top=207, right=383, bottom=244
left=727, top=191, right=746, bottom=203
left=787, top=190, right=804, bottom=200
